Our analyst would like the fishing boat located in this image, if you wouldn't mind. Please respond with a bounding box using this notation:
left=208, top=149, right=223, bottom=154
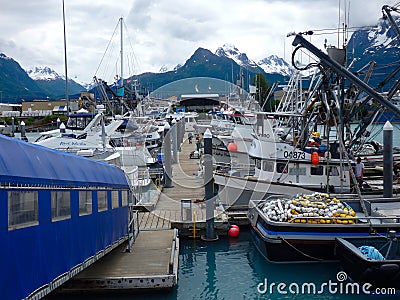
left=214, top=105, right=355, bottom=209
left=248, top=193, right=400, bottom=262
left=335, top=232, right=400, bottom=288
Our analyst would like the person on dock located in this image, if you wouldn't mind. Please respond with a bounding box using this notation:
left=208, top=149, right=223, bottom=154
left=354, top=156, right=364, bottom=191
left=196, top=134, right=202, bottom=152
left=188, top=132, right=193, bottom=144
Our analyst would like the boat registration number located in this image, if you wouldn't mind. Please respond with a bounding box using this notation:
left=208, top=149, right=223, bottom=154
left=283, top=151, right=306, bottom=159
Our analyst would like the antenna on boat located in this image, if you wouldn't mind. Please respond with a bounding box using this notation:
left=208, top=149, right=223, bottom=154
left=62, top=0, right=69, bottom=114
left=337, top=0, right=340, bottom=48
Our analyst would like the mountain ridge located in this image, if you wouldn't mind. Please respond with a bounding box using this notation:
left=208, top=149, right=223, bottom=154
left=0, top=14, right=398, bottom=104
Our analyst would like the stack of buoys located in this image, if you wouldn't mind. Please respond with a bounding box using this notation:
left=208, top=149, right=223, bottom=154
left=258, top=193, right=357, bottom=224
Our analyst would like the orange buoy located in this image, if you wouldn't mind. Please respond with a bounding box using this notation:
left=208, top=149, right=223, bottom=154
left=228, top=225, right=240, bottom=237
left=311, top=151, right=319, bottom=165
left=227, top=142, right=238, bottom=152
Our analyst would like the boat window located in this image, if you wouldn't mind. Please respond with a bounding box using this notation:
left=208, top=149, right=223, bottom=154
left=276, top=163, right=288, bottom=173
left=51, top=191, right=71, bottom=221
left=79, top=191, right=92, bottom=216
left=289, top=167, right=306, bottom=175
left=98, top=191, right=108, bottom=212
left=122, top=191, right=128, bottom=206
left=262, top=161, right=274, bottom=172
left=67, top=117, right=77, bottom=128
left=8, top=190, right=39, bottom=230
left=112, top=191, right=119, bottom=209
left=310, top=166, right=324, bottom=175
left=328, top=166, right=339, bottom=176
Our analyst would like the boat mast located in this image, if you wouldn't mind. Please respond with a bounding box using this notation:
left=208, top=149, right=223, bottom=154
left=62, top=0, right=69, bottom=114
left=120, top=17, right=124, bottom=115
left=120, top=17, right=123, bottom=80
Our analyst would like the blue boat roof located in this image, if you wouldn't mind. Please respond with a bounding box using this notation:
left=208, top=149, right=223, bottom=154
left=0, top=134, right=130, bottom=188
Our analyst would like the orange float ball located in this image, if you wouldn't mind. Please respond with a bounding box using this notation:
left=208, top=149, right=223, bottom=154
left=227, top=142, right=238, bottom=152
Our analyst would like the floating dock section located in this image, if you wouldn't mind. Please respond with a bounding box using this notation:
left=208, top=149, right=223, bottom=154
left=58, top=229, right=179, bottom=292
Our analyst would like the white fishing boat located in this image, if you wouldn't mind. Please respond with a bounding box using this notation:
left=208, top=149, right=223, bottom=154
left=214, top=70, right=355, bottom=209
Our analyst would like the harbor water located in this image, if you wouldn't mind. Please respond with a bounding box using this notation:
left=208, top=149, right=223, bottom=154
left=47, top=228, right=399, bottom=300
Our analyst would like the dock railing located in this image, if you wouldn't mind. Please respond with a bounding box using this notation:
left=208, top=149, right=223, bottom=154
left=127, top=208, right=140, bottom=252
left=168, top=229, right=178, bottom=274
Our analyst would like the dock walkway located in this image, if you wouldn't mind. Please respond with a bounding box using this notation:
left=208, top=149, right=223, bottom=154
left=58, top=229, right=179, bottom=292
left=138, top=136, right=229, bottom=235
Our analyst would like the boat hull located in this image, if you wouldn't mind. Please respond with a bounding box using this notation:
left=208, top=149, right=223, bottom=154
left=335, top=237, right=400, bottom=288
left=215, top=173, right=338, bottom=209
left=248, top=200, right=400, bottom=262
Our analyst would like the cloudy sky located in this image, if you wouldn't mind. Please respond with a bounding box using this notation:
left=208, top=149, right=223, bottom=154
left=0, top=0, right=397, bottom=84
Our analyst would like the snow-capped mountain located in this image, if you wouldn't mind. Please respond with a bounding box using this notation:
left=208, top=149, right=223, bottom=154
left=258, top=55, right=294, bottom=77
left=347, top=16, right=400, bottom=88
left=159, top=63, right=183, bottom=73
left=215, top=43, right=293, bottom=77
left=215, top=43, right=259, bottom=68
left=0, top=53, right=12, bottom=61
left=26, top=66, right=65, bottom=81
left=25, top=66, right=85, bottom=96
left=348, top=15, right=400, bottom=56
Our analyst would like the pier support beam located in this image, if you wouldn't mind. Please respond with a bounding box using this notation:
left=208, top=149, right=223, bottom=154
left=180, top=117, right=185, bottom=144
left=176, top=117, right=182, bottom=147
left=181, top=116, right=186, bottom=143
left=11, top=117, right=15, bottom=137
left=383, top=121, right=393, bottom=198
left=202, top=129, right=218, bottom=241
left=163, top=122, right=173, bottom=188
left=20, top=121, right=27, bottom=142
left=172, top=119, right=178, bottom=164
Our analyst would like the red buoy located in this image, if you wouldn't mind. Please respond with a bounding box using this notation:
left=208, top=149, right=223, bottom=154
left=228, top=225, right=240, bottom=238
left=311, top=151, right=319, bottom=165
left=227, top=142, right=238, bottom=152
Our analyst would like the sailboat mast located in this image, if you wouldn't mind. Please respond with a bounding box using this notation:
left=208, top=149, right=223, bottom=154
left=120, top=17, right=123, bottom=80
left=62, top=0, right=69, bottom=114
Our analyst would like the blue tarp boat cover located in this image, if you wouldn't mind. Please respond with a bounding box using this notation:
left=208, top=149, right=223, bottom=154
left=0, top=134, right=129, bottom=188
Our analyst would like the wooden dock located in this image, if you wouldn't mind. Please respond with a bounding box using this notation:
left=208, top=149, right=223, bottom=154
left=57, top=229, right=179, bottom=292
left=137, top=136, right=230, bottom=236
